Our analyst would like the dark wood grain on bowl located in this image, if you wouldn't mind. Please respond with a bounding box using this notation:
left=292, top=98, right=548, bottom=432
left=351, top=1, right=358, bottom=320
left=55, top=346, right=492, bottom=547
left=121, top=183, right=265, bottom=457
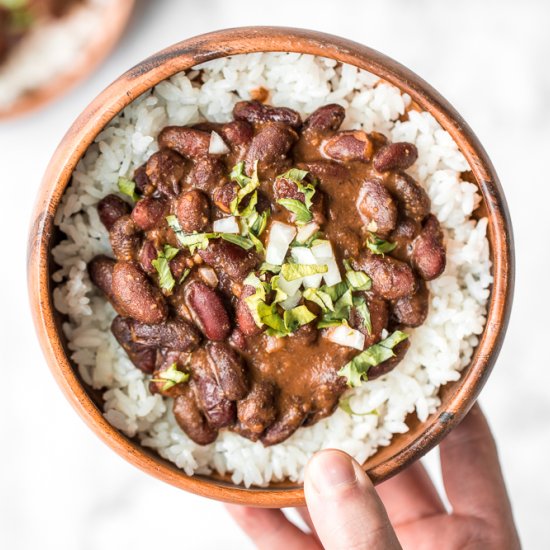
left=27, top=27, right=514, bottom=507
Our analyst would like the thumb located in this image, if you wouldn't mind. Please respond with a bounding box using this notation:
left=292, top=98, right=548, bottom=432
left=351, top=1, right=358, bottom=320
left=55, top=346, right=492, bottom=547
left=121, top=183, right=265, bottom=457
left=304, top=450, right=401, bottom=550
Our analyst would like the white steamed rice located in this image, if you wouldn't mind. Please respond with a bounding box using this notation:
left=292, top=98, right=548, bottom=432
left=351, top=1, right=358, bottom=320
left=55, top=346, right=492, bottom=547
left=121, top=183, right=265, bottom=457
left=51, top=53, right=492, bottom=488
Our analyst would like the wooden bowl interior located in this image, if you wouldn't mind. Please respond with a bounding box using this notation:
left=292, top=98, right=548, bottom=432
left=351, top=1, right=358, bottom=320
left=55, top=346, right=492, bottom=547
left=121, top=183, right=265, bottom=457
left=29, top=27, right=514, bottom=507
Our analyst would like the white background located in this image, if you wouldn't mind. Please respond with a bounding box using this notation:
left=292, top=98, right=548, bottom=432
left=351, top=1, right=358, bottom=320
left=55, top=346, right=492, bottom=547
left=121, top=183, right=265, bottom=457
left=1, top=1, right=548, bottom=548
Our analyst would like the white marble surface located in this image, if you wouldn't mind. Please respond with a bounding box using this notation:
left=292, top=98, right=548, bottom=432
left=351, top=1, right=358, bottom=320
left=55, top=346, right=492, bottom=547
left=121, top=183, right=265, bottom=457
left=1, top=1, right=548, bottom=548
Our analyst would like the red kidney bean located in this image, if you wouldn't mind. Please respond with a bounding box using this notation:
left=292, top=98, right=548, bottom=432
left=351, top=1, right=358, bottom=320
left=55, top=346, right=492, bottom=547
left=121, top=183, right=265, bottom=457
left=323, top=130, right=373, bottom=162
left=173, top=389, right=218, bottom=445
left=158, top=126, right=211, bottom=159
left=237, top=381, right=277, bottom=436
left=138, top=240, right=158, bottom=274
left=185, top=280, right=232, bottom=341
left=303, top=104, right=345, bottom=133
left=386, top=172, right=431, bottom=223
left=176, top=189, right=210, bottom=232
left=392, top=279, right=430, bottom=327
left=110, top=316, right=156, bottom=374
left=193, top=373, right=236, bottom=429
left=367, top=340, right=410, bottom=380
left=411, top=214, right=446, bottom=280
left=109, top=215, right=141, bottom=261
left=198, top=240, right=257, bottom=283
left=169, top=253, right=188, bottom=281
left=88, top=255, right=126, bottom=314
left=245, top=122, right=298, bottom=175
left=221, top=120, right=254, bottom=148
left=229, top=327, right=248, bottom=352
left=374, top=142, right=418, bottom=172
left=349, top=290, right=389, bottom=347
left=130, top=318, right=200, bottom=351
left=213, top=182, right=238, bottom=213
left=131, top=197, right=168, bottom=231
left=233, top=100, right=302, bottom=129
left=389, top=217, right=421, bottom=262
left=235, top=285, right=262, bottom=336
left=356, top=178, right=397, bottom=235
left=149, top=350, right=190, bottom=397
left=97, top=194, right=131, bottom=230
left=133, top=164, right=155, bottom=197
left=303, top=160, right=351, bottom=184
left=273, top=176, right=305, bottom=202
left=206, top=342, right=249, bottom=400
left=261, top=395, right=308, bottom=446
left=185, top=157, right=227, bottom=193
left=145, top=149, right=186, bottom=198
left=352, top=252, right=416, bottom=301
left=111, top=261, right=168, bottom=324
left=303, top=376, right=347, bottom=426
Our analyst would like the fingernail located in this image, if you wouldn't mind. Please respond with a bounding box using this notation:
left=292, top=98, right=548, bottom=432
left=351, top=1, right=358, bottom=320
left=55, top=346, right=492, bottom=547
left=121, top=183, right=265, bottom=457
left=307, top=450, right=357, bottom=494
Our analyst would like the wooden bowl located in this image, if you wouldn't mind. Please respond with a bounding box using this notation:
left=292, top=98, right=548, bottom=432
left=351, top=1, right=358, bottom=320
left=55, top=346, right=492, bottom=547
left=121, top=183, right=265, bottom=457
left=27, top=27, right=514, bottom=507
left=0, top=0, right=134, bottom=120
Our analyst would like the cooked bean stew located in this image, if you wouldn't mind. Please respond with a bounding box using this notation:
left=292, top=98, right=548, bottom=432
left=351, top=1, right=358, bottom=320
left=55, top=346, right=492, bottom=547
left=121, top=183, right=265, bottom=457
left=88, top=101, right=446, bottom=446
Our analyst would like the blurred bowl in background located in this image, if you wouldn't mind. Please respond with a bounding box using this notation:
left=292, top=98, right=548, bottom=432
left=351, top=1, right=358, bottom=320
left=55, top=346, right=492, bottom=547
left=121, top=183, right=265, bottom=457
left=0, top=0, right=134, bottom=120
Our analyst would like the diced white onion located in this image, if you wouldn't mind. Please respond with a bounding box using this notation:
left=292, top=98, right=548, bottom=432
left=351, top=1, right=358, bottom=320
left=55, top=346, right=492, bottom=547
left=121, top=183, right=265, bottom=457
left=323, top=257, right=342, bottom=286
left=311, top=241, right=333, bottom=259
left=212, top=216, right=240, bottom=234
left=198, top=267, right=219, bottom=287
left=266, top=222, right=296, bottom=265
left=280, top=291, right=302, bottom=310
left=277, top=274, right=302, bottom=297
left=291, top=246, right=316, bottom=264
left=295, top=222, right=320, bottom=243
left=208, top=131, right=230, bottom=155
left=326, top=325, right=365, bottom=350
left=291, top=247, right=323, bottom=288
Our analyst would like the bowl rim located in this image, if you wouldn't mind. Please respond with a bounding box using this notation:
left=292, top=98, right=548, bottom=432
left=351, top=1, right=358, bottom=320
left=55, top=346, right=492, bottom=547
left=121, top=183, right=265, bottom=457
left=27, top=26, right=515, bottom=507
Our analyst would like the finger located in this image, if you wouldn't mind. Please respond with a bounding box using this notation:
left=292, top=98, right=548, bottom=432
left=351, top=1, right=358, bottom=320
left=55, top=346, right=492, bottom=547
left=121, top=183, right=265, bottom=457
left=377, top=460, right=446, bottom=527
left=296, top=507, right=320, bottom=540
left=305, top=449, right=402, bottom=550
left=225, top=505, right=319, bottom=550
left=439, top=403, right=515, bottom=525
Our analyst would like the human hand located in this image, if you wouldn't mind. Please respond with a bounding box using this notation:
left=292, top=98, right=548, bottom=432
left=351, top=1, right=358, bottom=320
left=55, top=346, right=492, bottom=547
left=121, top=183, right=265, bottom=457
left=226, top=404, right=520, bottom=549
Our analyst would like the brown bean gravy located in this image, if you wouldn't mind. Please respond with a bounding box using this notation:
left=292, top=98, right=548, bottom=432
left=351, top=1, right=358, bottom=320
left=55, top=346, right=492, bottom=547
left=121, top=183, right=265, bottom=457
left=87, top=100, right=446, bottom=446
left=0, top=0, right=83, bottom=64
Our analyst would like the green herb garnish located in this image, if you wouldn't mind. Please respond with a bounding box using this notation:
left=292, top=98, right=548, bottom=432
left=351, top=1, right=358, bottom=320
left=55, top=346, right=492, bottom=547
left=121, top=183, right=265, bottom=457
left=219, top=234, right=255, bottom=250
left=343, top=259, right=372, bottom=291
left=275, top=168, right=317, bottom=225
left=179, top=268, right=191, bottom=284
left=303, top=287, right=335, bottom=312
left=259, top=262, right=282, bottom=274
left=366, top=233, right=397, bottom=255
left=117, top=177, right=140, bottom=202
left=338, top=331, right=408, bottom=387
left=317, top=287, right=353, bottom=328
left=352, top=295, right=372, bottom=335
left=277, top=198, right=312, bottom=224
left=280, top=263, right=328, bottom=281
left=167, top=215, right=254, bottom=254
left=150, top=363, right=189, bottom=392
left=151, top=245, right=179, bottom=292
